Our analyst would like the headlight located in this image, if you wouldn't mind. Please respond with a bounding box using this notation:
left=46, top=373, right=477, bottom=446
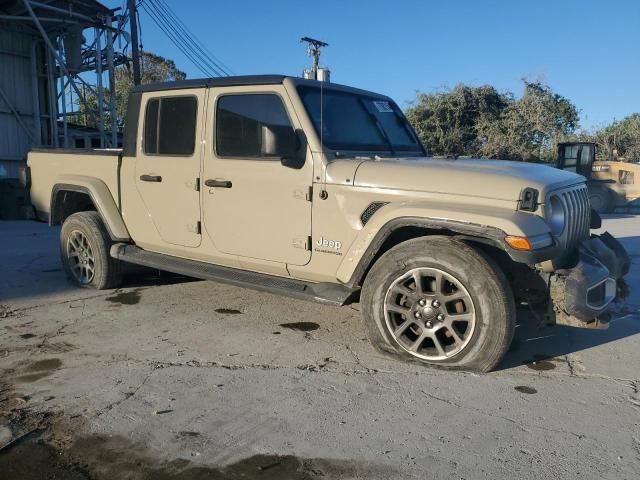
left=546, top=195, right=566, bottom=236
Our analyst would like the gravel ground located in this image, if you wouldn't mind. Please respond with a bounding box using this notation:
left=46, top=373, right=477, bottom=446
left=0, top=216, right=639, bottom=479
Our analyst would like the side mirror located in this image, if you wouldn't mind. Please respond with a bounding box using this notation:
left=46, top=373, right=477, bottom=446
left=261, top=125, right=305, bottom=169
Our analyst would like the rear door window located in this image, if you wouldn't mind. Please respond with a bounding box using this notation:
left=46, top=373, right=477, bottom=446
left=144, top=96, right=197, bottom=156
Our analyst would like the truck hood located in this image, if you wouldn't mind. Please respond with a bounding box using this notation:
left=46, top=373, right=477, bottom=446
left=346, top=157, right=584, bottom=201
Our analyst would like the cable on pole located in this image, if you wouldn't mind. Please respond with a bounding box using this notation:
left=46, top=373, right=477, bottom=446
left=139, top=0, right=232, bottom=77
left=141, top=1, right=214, bottom=77
left=153, top=0, right=233, bottom=75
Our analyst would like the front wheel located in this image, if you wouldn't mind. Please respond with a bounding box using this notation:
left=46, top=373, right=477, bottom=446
left=361, top=236, right=515, bottom=372
left=589, top=183, right=615, bottom=214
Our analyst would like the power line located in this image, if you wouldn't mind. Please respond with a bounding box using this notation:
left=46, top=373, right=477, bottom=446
left=154, top=0, right=233, bottom=75
left=140, top=1, right=216, bottom=77
left=140, top=1, right=215, bottom=77
left=145, top=0, right=226, bottom=76
left=139, top=0, right=232, bottom=77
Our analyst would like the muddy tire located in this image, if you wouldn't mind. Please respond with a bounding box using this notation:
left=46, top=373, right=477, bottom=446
left=589, top=183, right=615, bottom=214
left=361, top=236, right=515, bottom=372
left=60, top=211, right=123, bottom=290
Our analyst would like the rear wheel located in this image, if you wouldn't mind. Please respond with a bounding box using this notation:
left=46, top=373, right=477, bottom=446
left=60, top=211, right=122, bottom=289
left=361, top=236, right=515, bottom=372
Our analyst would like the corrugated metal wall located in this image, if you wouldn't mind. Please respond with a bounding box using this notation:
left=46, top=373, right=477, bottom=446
left=0, top=25, right=42, bottom=177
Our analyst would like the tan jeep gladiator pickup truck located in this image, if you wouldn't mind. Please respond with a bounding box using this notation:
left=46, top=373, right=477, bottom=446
left=28, top=75, right=630, bottom=372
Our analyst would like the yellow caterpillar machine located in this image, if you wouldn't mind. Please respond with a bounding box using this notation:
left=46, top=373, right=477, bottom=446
left=557, top=142, right=640, bottom=213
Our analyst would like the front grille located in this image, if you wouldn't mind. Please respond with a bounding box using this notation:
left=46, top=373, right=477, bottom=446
left=553, top=184, right=591, bottom=247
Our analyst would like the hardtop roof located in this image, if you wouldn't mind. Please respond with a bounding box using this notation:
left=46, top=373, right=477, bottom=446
left=131, top=75, right=287, bottom=93
left=131, top=75, right=392, bottom=100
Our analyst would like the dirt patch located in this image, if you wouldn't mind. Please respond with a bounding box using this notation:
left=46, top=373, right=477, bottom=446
left=106, top=289, right=142, bottom=306
left=3, top=341, right=75, bottom=357
left=0, top=428, right=395, bottom=480
left=25, top=359, right=63, bottom=373
left=526, top=361, right=555, bottom=371
left=68, top=434, right=394, bottom=480
left=523, top=354, right=557, bottom=371
left=215, top=308, right=243, bottom=315
left=0, top=381, right=63, bottom=455
left=0, top=432, right=89, bottom=480
left=0, top=369, right=394, bottom=480
left=280, top=322, right=320, bottom=332
left=15, top=373, right=53, bottom=383
left=37, top=342, right=76, bottom=354
left=0, top=305, right=16, bottom=319
left=514, top=386, right=537, bottom=394
left=15, top=359, right=62, bottom=383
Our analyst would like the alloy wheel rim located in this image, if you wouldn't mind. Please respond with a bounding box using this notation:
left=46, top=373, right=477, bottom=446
left=67, top=229, right=95, bottom=284
left=383, top=267, right=476, bottom=361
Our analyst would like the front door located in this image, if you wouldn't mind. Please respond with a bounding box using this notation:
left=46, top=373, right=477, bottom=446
left=134, top=90, right=204, bottom=248
left=202, top=88, right=312, bottom=265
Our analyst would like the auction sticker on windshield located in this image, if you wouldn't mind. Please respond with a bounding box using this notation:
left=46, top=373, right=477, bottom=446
left=373, top=101, right=393, bottom=113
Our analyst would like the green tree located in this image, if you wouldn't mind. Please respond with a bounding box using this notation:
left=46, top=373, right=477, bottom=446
left=406, top=81, right=580, bottom=162
left=405, top=85, right=510, bottom=157
left=73, top=51, right=186, bottom=130
left=592, top=114, right=640, bottom=162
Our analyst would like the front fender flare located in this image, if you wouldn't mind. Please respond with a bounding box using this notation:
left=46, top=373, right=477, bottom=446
left=337, top=204, right=555, bottom=287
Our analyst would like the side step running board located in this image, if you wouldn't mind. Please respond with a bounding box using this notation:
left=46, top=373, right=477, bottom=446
left=110, top=243, right=356, bottom=306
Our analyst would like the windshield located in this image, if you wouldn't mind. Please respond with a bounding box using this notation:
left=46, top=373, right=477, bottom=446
left=297, top=86, right=423, bottom=154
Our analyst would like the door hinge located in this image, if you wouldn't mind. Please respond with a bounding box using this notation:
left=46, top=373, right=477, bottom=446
left=194, top=177, right=200, bottom=191
left=294, top=186, right=313, bottom=202
left=196, top=221, right=201, bottom=234
left=293, top=236, right=312, bottom=250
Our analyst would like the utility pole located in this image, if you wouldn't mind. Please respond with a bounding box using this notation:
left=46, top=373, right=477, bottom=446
left=128, top=0, right=141, bottom=85
left=301, top=37, right=330, bottom=82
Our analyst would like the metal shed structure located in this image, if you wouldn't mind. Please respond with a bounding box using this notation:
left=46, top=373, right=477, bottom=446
left=0, top=0, right=129, bottom=179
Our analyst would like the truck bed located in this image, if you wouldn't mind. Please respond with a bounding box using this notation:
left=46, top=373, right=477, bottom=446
left=27, top=148, right=122, bottom=222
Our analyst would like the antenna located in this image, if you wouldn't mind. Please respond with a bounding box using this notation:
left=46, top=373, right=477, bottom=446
left=301, top=36, right=330, bottom=82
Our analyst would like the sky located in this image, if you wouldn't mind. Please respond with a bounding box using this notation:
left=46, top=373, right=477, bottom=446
left=117, top=0, right=639, bottom=130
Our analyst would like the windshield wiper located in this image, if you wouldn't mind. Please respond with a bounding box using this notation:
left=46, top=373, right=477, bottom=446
left=334, top=152, right=375, bottom=160
left=358, top=98, right=395, bottom=155
left=372, top=116, right=396, bottom=155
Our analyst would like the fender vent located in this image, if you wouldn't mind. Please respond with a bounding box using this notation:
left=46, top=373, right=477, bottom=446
left=361, top=202, right=388, bottom=226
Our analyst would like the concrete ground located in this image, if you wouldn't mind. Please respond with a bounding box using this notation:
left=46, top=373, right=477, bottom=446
left=0, top=216, right=639, bottom=479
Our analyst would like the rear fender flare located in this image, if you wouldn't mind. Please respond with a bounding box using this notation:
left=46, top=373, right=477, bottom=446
left=50, top=175, right=130, bottom=241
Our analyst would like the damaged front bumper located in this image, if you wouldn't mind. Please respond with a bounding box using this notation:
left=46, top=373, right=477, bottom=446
left=549, top=232, right=631, bottom=329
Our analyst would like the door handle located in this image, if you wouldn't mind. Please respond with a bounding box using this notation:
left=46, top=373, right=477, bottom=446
left=140, top=174, right=162, bottom=182
left=204, top=179, right=232, bottom=188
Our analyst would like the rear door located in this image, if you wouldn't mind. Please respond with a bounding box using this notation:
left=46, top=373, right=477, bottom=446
left=202, top=87, right=313, bottom=265
left=134, top=90, right=205, bottom=248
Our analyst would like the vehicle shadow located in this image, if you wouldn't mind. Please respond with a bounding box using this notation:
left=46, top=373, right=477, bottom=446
left=0, top=221, right=200, bottom=305
left=122, top=267, right=200, bottom=288
left=497, top=306, right=640, bottom=371
left=0, top=264, right=200, bottom=305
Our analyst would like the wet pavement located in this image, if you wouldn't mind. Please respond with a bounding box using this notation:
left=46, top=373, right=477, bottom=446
left=0, top=216, right=639, bottom=479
